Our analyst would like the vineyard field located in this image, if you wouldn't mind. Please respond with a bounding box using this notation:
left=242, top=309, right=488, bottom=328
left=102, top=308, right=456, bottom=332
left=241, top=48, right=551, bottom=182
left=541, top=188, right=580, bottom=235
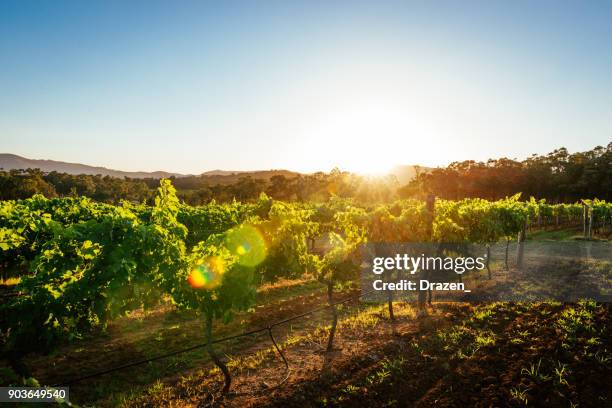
left=0, top=180, right=610, bottom=407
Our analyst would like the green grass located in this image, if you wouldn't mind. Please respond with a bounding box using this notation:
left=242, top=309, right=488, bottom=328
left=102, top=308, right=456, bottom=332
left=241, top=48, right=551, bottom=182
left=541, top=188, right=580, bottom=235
left=527, top=228, right=584, bottom=241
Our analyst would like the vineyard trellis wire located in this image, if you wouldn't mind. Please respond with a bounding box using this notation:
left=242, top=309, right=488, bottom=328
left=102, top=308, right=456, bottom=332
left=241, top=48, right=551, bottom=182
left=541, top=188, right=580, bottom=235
left=53, top=287, right=379, bottom=388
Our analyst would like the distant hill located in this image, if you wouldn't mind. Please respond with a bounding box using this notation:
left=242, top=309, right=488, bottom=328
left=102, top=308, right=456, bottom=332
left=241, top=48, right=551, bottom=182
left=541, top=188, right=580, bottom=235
left=0, top=153, right=425, bottom=185
left=202, top=169, right=243, bottom=176
left=0, top=154, right=186, bottom=179
left=0, top=154, right=300, bottom=182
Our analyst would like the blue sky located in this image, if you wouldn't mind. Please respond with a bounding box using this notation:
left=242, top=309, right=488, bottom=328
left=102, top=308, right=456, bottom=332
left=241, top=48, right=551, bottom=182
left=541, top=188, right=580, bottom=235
left=1, top=0, right=611, bottom=174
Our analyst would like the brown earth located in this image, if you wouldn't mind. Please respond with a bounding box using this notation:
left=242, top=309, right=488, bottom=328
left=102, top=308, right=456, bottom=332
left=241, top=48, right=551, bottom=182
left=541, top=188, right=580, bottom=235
left=120, top=301, right=610, bottom=408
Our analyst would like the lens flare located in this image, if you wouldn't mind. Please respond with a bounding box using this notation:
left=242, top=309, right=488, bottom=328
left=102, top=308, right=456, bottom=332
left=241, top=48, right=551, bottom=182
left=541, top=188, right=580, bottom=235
left=225, top=225, right=267, bottom=267
left=188, top=257, right=225, bottom=289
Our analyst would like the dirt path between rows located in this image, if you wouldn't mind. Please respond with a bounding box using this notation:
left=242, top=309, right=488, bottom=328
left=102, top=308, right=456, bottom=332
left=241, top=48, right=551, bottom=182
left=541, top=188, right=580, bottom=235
left=21, top=282, right=365, bottom=404
left=133, top=302, right=609, bottom=408
left=121, top=302, right=472, bottom=407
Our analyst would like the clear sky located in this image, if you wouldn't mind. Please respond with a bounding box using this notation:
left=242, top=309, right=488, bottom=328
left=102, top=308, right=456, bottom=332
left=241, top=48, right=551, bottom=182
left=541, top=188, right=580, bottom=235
left=1, top=1, right=611, bottom=174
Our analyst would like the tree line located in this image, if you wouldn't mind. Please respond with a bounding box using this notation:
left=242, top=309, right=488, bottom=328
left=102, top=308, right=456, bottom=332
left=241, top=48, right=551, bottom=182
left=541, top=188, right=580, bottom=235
left=0, top=168, right=398, bottom=204
left=0, top=143, right=609, bottom=204
left=400, top=143, right=611, bottom=202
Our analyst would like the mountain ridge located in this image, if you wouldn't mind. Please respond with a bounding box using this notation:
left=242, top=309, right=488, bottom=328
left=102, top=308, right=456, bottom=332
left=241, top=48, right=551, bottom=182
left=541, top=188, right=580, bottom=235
left=0, top=153, right=427, bottom=184
left=0, top=153, right=188, bottom=179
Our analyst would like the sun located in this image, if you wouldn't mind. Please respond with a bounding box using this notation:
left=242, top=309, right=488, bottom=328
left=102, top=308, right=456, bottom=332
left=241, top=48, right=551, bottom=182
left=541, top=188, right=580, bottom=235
left=302, top=102, right=420, bottom=175
left=344, top=156, right=393, bottom=176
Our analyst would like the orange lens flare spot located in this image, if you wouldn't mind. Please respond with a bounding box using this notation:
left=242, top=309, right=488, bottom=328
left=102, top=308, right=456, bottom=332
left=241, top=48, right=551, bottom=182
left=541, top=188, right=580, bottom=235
left=188, top=257, right=225, bottom=289
left=188, top=268, right=207, bottom=288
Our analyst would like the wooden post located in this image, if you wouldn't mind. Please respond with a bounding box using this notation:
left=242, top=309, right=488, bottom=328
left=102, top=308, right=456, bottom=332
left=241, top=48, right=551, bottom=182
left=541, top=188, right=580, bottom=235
left=588, top=208, right=593, bottom=240
left=486, top=244, right=491, bottom=280
left=326, top=282, right=338, bottom=352
left=386, top=268, right=395, bottom=321
left=516, top=218, right=527, bottom=270
left=205, top=312, right=231, bottom=394
left=417, top=194, right=435, bottom=316
left=504, top=238, right=510, bottom=271
left=583, top=205, right=588, bottom=238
